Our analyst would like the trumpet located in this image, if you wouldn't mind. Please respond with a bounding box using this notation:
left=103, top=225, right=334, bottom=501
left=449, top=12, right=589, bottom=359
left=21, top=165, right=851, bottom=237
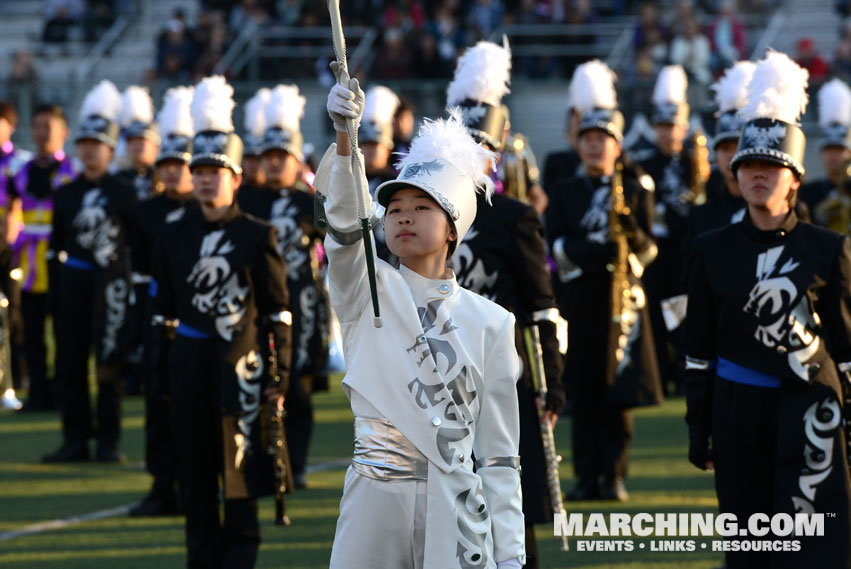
left=684, top=129, right=710, bottom=205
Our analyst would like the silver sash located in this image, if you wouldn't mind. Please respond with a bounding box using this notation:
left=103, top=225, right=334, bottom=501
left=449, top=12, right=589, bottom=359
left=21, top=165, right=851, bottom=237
left=352, top=417, right=429, bottom=481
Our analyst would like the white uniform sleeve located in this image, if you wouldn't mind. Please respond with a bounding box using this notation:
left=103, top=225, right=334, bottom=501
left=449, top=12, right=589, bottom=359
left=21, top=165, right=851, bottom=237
left=312, top=143, right=378, bottom=324
left=473, top=312, right=526, bottom=565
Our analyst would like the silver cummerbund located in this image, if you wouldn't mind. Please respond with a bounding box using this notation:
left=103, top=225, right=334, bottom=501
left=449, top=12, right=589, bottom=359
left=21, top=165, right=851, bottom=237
left=352, top=417, right=428, bottom=481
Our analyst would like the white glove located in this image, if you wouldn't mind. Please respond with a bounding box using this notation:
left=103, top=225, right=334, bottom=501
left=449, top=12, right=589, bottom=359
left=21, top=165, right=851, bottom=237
left=496, top=559, right=523, bottom=569
left=327, top=61, right=365, bottom=133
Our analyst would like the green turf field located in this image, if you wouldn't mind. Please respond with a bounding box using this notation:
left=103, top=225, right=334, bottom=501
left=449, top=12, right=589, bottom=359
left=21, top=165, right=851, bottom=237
left=0, top=379, right=724, bottom=568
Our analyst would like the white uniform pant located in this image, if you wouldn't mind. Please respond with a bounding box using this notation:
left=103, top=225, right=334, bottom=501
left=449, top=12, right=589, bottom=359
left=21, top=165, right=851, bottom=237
left=329, top=466, right=427, bottom=569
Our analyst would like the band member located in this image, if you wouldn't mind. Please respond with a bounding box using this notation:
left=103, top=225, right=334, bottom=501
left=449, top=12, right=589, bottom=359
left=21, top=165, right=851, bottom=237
left=392, top=96, right=415, bottom=160
left=640, top=65, right=695, bottom=393
left=238, top=84, right=325, bottom=490
left=542, top=73, right=585, bottom=196
left=8, top=104, right=77, bottom=411
left=43, top=80, right=136, bottom=463
left=0, top=101, right=31, bottom=221
left=241, top=88, right=270, bottom=189
left=546, top=60, right=662, bottom=502
left=117, top=86, right=160, bottom=201
left=447, top=39, right=564, bottom=568
left=128, top=86, right=195, bottom=517
left=323, top=73, right=525, bottom=568
left=800, top=79, right=851, bottom=228
left=687, top=61, right=756, bottom=244
left=686, top=51, right=851, bottom=568
left=154, top=76, right=291, bottom=568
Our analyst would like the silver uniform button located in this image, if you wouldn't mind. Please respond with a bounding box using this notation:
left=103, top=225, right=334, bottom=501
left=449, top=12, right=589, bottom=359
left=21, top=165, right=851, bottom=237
left=439, top=283, right=450, bottom=294
left=458, top=454, right=465, bottom=462
left=777, top=345, right=788, bottom=354
left=431, top=416, right=441, bottom=426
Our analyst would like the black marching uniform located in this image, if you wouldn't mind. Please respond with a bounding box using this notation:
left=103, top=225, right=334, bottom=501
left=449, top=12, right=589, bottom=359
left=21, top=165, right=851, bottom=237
left=117, top=165, right=157, bottom=201
left=154, top=200, right=291, bottom=568
left=454, top=191, right=565, bottom=567
left=130, top=191, right=194, bottom=512
left=47, top=173, right=136, bottom=459
left=799, top=177, right=837, bottom=227
left=542, top=148, right=581, bottom=198
left=238, top=182, right=326, bottom=483
left=639, top=148, right=694, bottom=390
left=686, top=211, right=851, bottom=568
left=546, top=172, right=663, bottom=495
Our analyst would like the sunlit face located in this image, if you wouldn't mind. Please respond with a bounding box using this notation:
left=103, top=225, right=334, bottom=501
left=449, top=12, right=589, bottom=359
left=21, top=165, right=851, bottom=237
left=0, top=117, right=13, bottom=145
left=192, top=164, right=241, bottom=209
left=260, top=149, right=300, bottom=189
left=156, top=159, right=193, bottom=194
left=578, top=129, right=621, bottom=176
left=362, top=141, right=391, bottom=172
left=736, top=159, right=799, bottom=214
left=821, top=145, right=851, bottom=180
left=127, top=136, right=159, bottom=168
left=76, top=138, right=113, bottom=172
left=32, top=112, right=68, bottom=155
left=654, top=123, right=687, bottom=156
left=715, top=139, right=739, bottom=193
left=394, top=109, right=414, bottom=141
left=384, top=187, right=456, bottom=264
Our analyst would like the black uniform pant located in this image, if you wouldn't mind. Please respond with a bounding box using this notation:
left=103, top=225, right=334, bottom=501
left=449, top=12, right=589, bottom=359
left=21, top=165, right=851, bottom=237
left=54, top=267, right=123, bottom=449
left=642, top=238, right=684, bottom=394
left=144, top=328, right=177, bottom=500
left=21, top=291, right=49, bottom=405
left=170, top=336, right=260, bottom=569
left=563, top=277, right=633, bottom=483
left=285, top=376, right=312, bottom=478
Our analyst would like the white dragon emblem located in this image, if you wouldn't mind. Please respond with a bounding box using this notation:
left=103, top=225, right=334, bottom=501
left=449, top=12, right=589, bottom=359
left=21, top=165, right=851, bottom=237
left=742, top=123, right=787, bottom=148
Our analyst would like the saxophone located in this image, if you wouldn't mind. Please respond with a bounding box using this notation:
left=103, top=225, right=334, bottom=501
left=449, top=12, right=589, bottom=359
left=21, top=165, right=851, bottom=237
left=608, top=160, right=630, bottom=328
left=502, top=133, right=530, bottom=203
left=814, top=157, right=851, bottom=235
left=685, top=128, right=710, bottom=205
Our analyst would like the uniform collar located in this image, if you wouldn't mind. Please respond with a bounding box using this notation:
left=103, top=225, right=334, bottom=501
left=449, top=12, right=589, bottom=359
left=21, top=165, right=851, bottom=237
left=399, top=263, right=459, bottom=300
left=188, top=200, right=242, bottom=229
left=741, top=209, right=798, bottom=241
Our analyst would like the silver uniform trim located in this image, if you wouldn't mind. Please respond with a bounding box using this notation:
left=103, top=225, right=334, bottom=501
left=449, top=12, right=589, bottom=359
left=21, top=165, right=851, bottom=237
left=839, top=362, right=851, bottom=373
left=132, top=272, right=153, bottom=284
left=314, top=191, right=383, bottom=246
left=265, top=310, right=293, bottom=326
left=532, top=308, right=560, bottom=324
left=352, top=417, right=429, bottom=480
left=553, top=237, right=583, bottom=282
left=151, top=314, right=179, bottom=328
left=685, top=356, right=716, bottom=371
left=474, top=456, right=521, bottom=471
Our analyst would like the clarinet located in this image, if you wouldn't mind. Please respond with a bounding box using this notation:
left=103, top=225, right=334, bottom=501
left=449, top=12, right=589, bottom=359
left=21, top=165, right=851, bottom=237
left=523, top=324, right=569, bottom=551
left=840, top=366, right=851, bottom=468
left=267, top=332, right=294, bottom=526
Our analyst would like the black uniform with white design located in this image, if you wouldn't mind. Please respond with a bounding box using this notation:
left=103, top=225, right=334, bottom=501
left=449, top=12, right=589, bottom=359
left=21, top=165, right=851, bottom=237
left=48, top=173, right=136, bottom=457
left=238, top=182, right=325, bottom=482
left=117, top=165, right=156, bottom=201
left=687, top=211, right=851, bottom=568
left=545, top=173, right=662, bottom=493
left=154, top=200, right=291, bottom=568
left=454, top=191, right=565, bottom=525
left=130, top=192, right=193, bottom=511
left=542, top=148, right=581, bottom=198
left=640, top=148, right=694, bottom=389
left=799, top=178, right=837, bottom=227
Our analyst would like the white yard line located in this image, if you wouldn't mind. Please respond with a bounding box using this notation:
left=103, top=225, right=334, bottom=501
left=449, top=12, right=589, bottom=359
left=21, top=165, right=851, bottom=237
left=0, top=457, right=351, bottom=542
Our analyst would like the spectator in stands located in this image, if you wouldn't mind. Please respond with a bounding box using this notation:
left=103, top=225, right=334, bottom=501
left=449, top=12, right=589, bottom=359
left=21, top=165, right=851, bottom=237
left=42, top=0, right=85, bottom=44
left=7, top=51, right=39, bottom=119
left=275, top=0, right=303, bottom=25
left=83, top=0, right=116, bottom=43
left=193, top=17, right=229, bottom=79
left=707, top=1, right=748, bottom=76
left=428, top=0, right=466, bottom=64
left=633, top=1, right=669, bottom=52
left=229, top=0, right=271, bottom=31
left=412, top=31, right=451, bottom=78
left=157, top=19, right=196, bottom=82
left=670, top=17, right=712, bottom=86
left=384, top=0, right=426, bottom=32
left=796, top=37, right=830, bottom=83
left=371, top=27, right=411, bottom=79
left=467, top=0, right=505, bottom=40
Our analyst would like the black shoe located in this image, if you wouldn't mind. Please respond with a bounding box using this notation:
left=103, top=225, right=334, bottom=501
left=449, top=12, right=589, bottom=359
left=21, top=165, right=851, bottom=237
left=293, top=472, right=307, bottom=490
left=129, top=494, right=180, bottom=517
left=96, top=447, right=127, bottom=464
left=601, top=477, right=629, bottom=502
left=565, top=479, right=599, bottom=501
left=43, top=443, right=90, bottom=463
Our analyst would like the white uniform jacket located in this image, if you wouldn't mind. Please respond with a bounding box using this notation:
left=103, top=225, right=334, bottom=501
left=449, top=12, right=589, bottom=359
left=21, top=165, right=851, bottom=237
left=315, top=145, right=526, bottom=568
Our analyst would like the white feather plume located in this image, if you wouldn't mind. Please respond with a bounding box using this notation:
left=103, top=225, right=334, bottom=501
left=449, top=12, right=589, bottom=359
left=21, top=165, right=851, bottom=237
left=446, top=38, right=511, bottom=107
left=712, top=60, right=756, bottom=113
left=157, top=86, right=194, bottom=138
left=190, top=75, right=235, bottom=133
left=396, top=108, right=497, bottom=202
left=244, top=88, right=270, bottom=137
left=567, top=59, right=618, bottom=113
left=652, top=65, right=688, bottom=106
left=363, top=86, right=400, bottom=127
left=119, top=86, right=154, bottom=127
left=265, top=85, right=305, bottom=133
left=79, top=79, right=122, bottom=122
left=818, top=78, right=851, bottom=127
left=739, top=50, right=809, bottom=124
